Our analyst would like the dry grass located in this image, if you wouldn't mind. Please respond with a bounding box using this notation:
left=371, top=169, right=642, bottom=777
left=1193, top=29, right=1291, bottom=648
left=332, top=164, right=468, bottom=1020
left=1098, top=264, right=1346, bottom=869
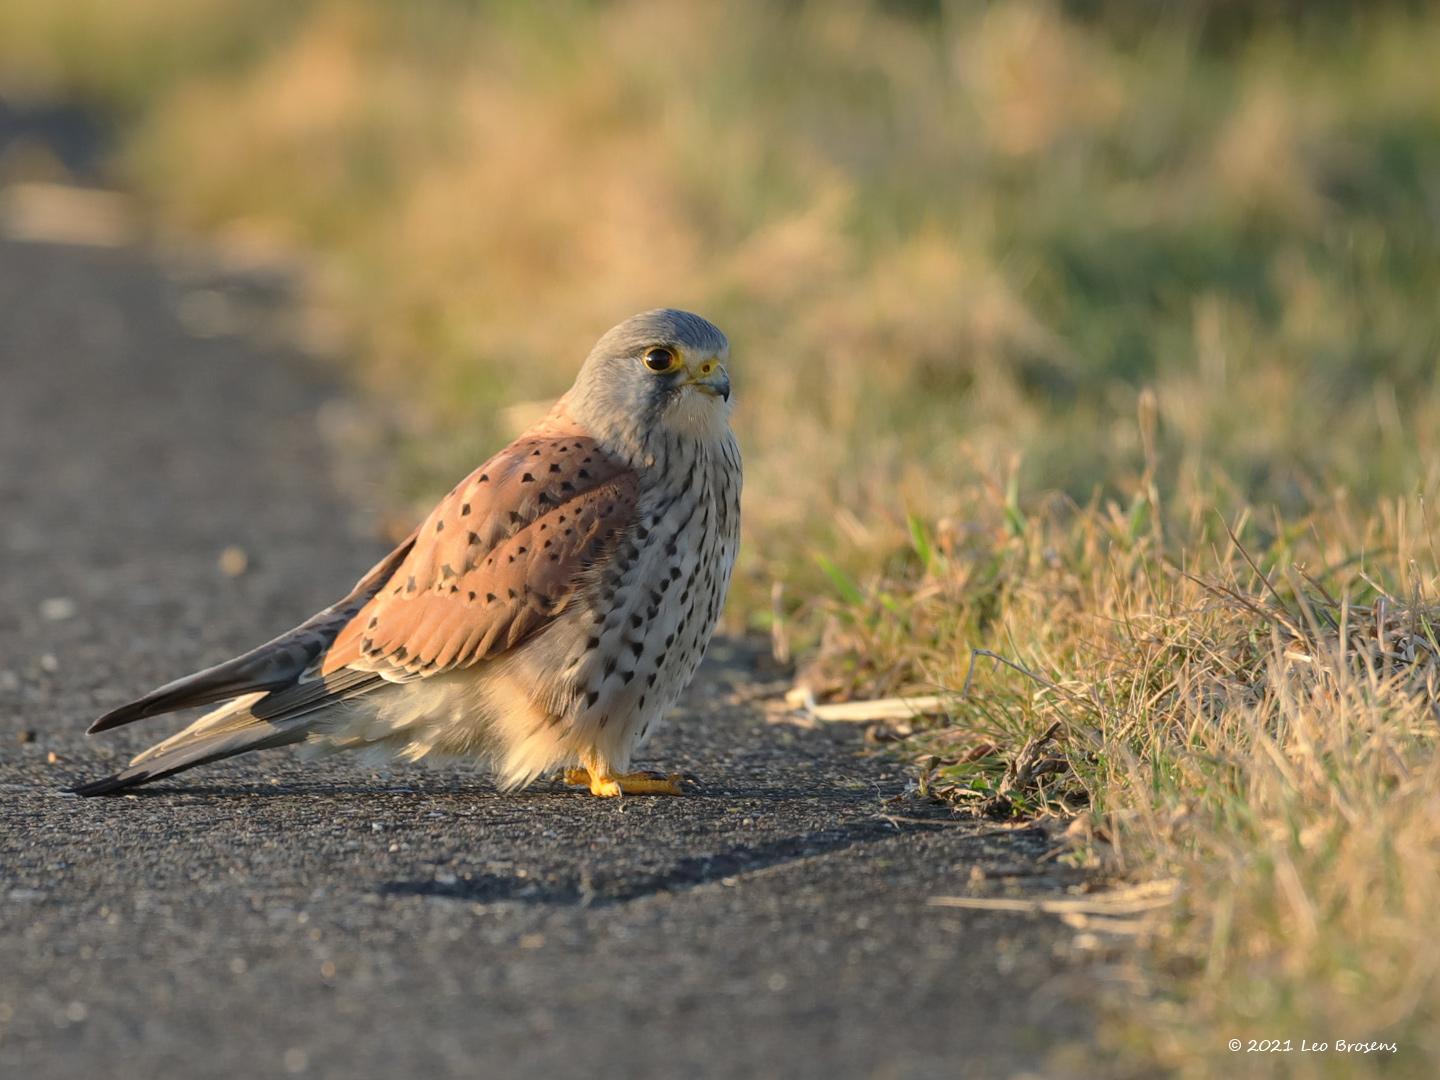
left=5, top=1, right=1440, bottom=1074
left=803, top=470, right=1440, bottom=1075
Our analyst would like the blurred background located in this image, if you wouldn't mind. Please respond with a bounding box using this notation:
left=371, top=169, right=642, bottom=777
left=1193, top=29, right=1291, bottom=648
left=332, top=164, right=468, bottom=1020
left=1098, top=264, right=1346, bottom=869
left=1, top=0, right=1437, bottom=635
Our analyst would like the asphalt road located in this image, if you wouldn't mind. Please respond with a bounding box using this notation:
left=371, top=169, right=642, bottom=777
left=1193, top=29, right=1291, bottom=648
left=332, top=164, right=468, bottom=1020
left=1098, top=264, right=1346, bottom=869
left=0, top=235, right=1098, bottom=1079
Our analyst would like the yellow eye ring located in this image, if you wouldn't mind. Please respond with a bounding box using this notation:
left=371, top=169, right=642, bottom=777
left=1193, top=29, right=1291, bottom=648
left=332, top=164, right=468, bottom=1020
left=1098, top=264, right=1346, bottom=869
left=643, top=346, right=680, bottom=373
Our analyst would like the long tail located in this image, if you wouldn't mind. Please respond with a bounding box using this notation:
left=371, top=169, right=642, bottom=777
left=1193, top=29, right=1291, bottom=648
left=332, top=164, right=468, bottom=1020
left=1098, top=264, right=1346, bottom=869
left=86, top=535, right=416, bottom=736
left=73, top=695, right=314, bottom=796
left=75, top=533, right=419, bottom=795
left=74, top=670, right=386, bottom=796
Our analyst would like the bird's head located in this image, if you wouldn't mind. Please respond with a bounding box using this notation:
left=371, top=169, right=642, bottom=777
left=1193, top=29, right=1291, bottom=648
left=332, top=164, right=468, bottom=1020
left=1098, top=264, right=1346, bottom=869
left=568, top=309, right=732, bottom=445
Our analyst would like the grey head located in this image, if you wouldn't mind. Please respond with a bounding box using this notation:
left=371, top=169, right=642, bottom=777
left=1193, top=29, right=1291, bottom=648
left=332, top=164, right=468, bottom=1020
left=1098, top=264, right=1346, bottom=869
left=567, top=309, right=733, bottom=445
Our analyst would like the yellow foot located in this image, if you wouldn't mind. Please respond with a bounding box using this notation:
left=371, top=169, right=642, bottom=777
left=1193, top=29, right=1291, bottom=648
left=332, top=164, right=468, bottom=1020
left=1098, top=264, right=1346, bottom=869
left=562, top=767, right=696, bottom=797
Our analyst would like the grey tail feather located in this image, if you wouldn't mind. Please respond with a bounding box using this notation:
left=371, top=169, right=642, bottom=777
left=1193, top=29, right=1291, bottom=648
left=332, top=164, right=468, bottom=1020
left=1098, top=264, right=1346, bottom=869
left=87, top=657, right=291, bottom=734
left=74, top=670, right=389, bottom=797
left=87, top=530, right=418, bottom=736
left=72, top=720, right=311, bottom=797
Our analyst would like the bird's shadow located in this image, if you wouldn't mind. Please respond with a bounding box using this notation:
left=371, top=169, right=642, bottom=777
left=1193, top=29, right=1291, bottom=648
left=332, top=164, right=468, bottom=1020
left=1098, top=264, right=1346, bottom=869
left=376, top=814, right=972, bottom=908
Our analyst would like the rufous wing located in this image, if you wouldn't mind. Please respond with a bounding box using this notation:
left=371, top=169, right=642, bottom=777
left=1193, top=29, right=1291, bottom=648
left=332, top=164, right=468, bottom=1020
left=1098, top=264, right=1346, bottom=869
left=323, top=422, right=638, bottom=678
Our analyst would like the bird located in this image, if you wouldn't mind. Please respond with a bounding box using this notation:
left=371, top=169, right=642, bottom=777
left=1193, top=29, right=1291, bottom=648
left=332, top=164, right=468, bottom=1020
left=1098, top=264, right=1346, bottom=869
left=75, top=309, right=741, bottom=798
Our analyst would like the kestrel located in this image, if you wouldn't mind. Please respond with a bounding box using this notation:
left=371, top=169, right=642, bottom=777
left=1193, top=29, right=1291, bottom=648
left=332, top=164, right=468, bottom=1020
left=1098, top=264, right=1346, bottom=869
left=76, top=309, right=740, bottom=798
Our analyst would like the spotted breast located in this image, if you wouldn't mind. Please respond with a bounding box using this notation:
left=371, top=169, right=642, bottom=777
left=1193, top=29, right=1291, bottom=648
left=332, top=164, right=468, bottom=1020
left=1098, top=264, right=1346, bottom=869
left=560, top=426, right=743, bottom=774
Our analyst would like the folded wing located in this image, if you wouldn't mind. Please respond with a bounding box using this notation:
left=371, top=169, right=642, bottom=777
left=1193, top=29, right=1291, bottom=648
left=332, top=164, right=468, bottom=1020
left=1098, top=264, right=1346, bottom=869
left=88, top=416, right=638, bottom=735
left=323, top=424, right=637, bottom=679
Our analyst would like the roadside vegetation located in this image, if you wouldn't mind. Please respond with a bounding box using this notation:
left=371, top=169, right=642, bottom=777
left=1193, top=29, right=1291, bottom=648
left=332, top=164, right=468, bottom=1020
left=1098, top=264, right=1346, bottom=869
left=4, top=1, right=1439, bottom=1074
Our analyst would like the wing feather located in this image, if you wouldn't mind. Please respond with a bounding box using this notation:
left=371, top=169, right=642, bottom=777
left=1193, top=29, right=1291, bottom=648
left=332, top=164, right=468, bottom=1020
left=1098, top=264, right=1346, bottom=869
left=322, top=421, right=637, bottom=678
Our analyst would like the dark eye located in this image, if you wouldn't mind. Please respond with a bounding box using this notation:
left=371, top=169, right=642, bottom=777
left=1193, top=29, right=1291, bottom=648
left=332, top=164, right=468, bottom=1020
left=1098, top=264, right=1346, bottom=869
left=643, top=346, right=678, bottom=373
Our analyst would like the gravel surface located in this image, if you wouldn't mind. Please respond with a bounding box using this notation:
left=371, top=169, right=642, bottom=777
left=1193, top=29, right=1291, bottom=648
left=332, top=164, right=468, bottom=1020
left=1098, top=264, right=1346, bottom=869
left=0, top=235, right=1098, bottom=1079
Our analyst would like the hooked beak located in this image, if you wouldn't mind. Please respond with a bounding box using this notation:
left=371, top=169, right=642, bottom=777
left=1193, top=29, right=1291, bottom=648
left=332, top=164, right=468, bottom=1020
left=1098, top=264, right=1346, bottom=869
left=686, top=360, right=731, bottom=402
